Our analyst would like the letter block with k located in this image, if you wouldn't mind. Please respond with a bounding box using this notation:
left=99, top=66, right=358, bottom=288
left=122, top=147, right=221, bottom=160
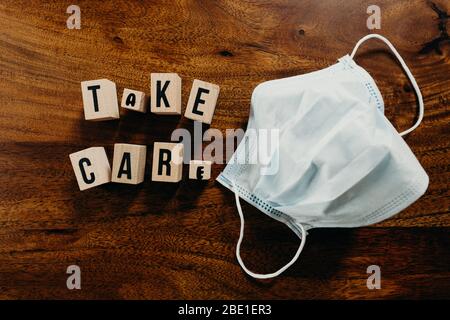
left=150, top=73, right=182, bottom=115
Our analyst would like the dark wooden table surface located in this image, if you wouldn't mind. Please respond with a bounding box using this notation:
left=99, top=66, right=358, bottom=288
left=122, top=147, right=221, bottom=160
left=0, top=0, right=449, bottom=299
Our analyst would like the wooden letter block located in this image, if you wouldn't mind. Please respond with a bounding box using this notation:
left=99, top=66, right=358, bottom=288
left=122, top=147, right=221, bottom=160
left=69, top=147, right=111, bottom=191
left=151, top=142, right=184, bottom=183
left=184, top=79, right=220, bottom=124
left=189, top=160, right=212, bottom=180
left=121, top=88, right=148, bottom=113
left=111, top=144, right=147, bottom=184
left=150, top=73, right=182, bottom=115
left=81, top=79, right=119, bottom=121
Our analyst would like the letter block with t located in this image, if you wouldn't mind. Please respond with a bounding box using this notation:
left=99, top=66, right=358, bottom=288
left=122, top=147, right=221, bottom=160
left=184, top=79, right=220, bottom=124
left=81, top=79, right=120, bottom=120
left=150, top=73, right=182, bottom=115
left=111, top=144, right=147, bottom=184
left=121, top=88, right=148, bottom=113
left=69, top=147, right=111, bottom=191
left=151, top=142, right=184, bottom=182
left=189, top=160, right=212, bottom=180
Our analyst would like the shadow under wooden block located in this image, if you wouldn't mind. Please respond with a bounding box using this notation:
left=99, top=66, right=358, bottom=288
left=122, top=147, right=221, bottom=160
left=121, top=88, right=148, bottom=113
left=184, top=79, right=220, bottom=124
left=150, top=73, right=182, bottom=115
left=111, top=143, right=147, bottom=184
left=151, top=142, right=184, bottom=183
left=189, top=160, right=212, bottom=180
left=69, top=147, right=111, bottom=191
left=81, top=79, right=119, bottom=121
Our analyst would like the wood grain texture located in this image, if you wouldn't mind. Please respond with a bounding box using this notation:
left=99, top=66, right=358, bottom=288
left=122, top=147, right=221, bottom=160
left=0, top=0, right=449, bottom=299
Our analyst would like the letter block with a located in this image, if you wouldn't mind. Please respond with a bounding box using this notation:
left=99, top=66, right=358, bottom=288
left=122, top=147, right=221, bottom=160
left=111, top=143, right=147, bottom=184
left=69, top=147, right=111, bottom=191
left=121, top=88, right=148, bottom=113
left=151, top=142, right=184, bottom=183
left=150, top=73, right=182, bottom=115
left=184, top=79, right=220, bottom=124
left=81, top=79, right=119, bottom=121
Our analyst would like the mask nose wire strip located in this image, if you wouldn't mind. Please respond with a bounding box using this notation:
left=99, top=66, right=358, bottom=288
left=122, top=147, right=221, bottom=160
left=232, top=182, right=306, bottom=279
left=350, top=34, right=424, bottom=136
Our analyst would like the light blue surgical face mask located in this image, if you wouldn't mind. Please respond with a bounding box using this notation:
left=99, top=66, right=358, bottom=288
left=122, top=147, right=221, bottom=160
left=217, top=34, right=428, bottom=279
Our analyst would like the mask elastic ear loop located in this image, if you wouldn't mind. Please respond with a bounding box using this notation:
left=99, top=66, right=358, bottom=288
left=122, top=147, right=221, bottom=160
left=350, top=34, right=424, bottom=136
left=232, top=182, right=306, bottom=279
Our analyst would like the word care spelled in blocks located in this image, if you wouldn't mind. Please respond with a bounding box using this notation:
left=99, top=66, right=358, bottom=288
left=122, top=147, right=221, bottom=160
left=150, top=73, right=182, bottom=115
left=69, top=147, right=111, bottom=191
left=152, top=142, right=184, bottom=183
left=189, top=160, right=212, bottom=180
left=111, top=144, right=147, bottom=184
left=121, top=89, right=148, bottom=113
left=184, top=79, right=220, bottom=124
left=81, top=79, right=119, bottom=121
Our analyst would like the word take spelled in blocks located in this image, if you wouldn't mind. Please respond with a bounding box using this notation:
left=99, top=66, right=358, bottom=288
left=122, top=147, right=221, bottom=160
left=121, top=89, right=148, bottom=113
left=150, top=73, right=182, bottom=115
left=185, top=79, right=220, bottom=124
left=81, top=79, right=119, bottom=120
left=189, top=160, right=212, bottom=180
left=111, top=144, right=147, bottom=184
left=69, top=147, right=111, bottom=191
left=152, top=142, right=184, bottom=183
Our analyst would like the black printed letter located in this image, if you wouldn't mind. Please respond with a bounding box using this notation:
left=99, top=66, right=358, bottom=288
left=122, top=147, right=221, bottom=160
left=79, top=158, right=95, bottom=184
left=118, top=152, right=132, bottom=179
left=156, top=81, right=170, bottom=108
left=126, top=93, right=136, bottom=107
left=196, top=166, right=205, bottom=179
left=192, top=88, right=209, bottom=116
left=87, top=85, right=101, bottom=112
left=158, top=149, right=172, bottom=176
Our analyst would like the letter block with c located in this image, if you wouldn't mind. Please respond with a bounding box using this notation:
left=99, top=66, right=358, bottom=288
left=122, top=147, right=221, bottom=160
left=69, top=147, right=111, bottom=191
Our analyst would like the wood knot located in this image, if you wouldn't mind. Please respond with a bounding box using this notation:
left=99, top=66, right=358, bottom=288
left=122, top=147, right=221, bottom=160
left=219, top=50, right=233, bottom=57
left=113, top=36, right=124, bottom=45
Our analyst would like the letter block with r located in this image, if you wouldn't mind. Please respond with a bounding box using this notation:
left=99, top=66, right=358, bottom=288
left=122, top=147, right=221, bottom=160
left=151, top=142, right=184, bottom=182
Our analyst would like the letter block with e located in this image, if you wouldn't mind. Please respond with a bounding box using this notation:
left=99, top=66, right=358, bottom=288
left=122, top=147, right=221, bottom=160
left=69, top=147, right=111, bottom=191
left=189, top=160, right=212, bottom=180
left=111, top=143, right=147, bottom=184
left=150, top=73, right=182, bottom=115
left=81, top=79, right=119, bottom=121
left=151, top=142, right=184, bottom=183
left=185, top=79, right=220, bottom=124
